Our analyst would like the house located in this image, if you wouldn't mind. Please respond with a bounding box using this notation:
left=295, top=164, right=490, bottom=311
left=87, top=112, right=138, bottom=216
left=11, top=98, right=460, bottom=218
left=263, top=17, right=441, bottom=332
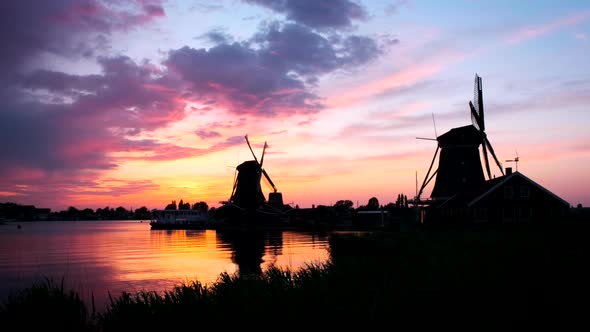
left=428, top=168, right=570, bottom=224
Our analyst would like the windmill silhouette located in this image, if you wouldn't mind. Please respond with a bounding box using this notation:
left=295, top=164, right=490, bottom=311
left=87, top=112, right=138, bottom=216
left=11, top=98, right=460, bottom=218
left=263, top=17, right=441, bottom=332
left=228, top=135, right=282, bottom=210
left=416, top=74, right=504, bottom=202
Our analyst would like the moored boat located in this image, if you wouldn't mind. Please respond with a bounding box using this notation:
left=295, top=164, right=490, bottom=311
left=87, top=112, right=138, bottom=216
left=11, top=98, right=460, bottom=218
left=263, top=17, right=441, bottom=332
left=150, top=209, right=209, bottom=230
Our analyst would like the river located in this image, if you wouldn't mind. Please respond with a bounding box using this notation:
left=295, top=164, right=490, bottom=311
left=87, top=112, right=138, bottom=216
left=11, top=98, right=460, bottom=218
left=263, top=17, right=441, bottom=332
left=0, top=220, right=331, bottom=310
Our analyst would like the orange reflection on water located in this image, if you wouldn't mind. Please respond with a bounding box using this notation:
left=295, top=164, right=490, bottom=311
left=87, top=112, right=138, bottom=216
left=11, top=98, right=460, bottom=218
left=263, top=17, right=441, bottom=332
left=261, top=231, right=330, bottom=271
left=0, top=221, right=331, bottom=310
left=106, top=229, right=238, bottom=292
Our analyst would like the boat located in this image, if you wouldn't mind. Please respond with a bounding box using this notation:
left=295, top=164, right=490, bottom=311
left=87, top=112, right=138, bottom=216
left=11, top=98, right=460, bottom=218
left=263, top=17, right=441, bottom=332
left=150, top=209, right=209, bottom=230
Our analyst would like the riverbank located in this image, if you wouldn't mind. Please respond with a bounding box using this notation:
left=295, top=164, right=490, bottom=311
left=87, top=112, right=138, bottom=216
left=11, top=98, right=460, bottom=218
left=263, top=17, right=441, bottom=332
left=2, top=224, right=589, bottom=329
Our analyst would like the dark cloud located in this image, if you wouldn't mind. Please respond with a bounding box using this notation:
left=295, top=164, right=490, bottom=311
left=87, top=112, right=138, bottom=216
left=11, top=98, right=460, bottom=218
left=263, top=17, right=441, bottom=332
left=244, top=0, right=366, bottom=29
left=167, top=43, right=321, bottom=115
left=22, top=56, right=186, bottom=131
left=0, top=55, right=192, bottom=179
left=167, top=22, right=380, bottom=115
left=0, top=100, right=116, bottom=174
left=195, top=129, right=222, bottom=139
left=0, top=0, right=165, bottom=74
left=196, top=29, right=234, bottom=44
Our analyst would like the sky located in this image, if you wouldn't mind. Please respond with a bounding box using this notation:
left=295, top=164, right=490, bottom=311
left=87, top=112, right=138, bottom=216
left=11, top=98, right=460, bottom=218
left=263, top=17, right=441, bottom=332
left=0, top=0, right=589, bottom=211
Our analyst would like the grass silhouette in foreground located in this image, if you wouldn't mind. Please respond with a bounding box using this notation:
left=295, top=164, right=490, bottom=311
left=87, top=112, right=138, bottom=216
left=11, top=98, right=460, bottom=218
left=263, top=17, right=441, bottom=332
left=2, top=224, right=590, bottom=330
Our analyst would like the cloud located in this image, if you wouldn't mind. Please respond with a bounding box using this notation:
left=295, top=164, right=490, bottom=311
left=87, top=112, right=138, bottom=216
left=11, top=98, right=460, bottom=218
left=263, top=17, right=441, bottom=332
left=189, top=2, right=224, bottom=13
left=167, top=22, right=380, bottom=115
left=195, top=129, right=222, bottom=139
left=0, top=0, right=165, bottom=74
left=384, top=0, right=410, bottom=16
left=243, top=0, right=367, bottom=29
left=0, top=0, right=386, bottom=209
left=22, top=56, right=187, bottom=131
left=196, top=28, right=234, bottom=44
left=0, top=54, right=197, bottom=186
left=506, top=10, right=590, bottom=44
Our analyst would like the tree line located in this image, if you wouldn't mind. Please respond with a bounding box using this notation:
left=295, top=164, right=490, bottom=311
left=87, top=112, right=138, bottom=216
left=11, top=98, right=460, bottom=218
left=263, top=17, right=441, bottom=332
left=1, top=194, right=409, bottom=222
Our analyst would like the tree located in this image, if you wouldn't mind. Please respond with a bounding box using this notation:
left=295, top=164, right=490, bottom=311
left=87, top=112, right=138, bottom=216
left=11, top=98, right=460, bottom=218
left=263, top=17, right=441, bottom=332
left=192, top=201, right=208, bottom=212
left=178, top=199, right=190, bottom=210
left=165, top=200, right=177, bottom=210
left=333, top=200, right=354, bottom=216
left=334, top=200, right=353, bottom=209
left=134, top=206, right=151, bottom=219
left=367, top=197, right=379, bottom=210
left=115, top=206, right=128, bottom=219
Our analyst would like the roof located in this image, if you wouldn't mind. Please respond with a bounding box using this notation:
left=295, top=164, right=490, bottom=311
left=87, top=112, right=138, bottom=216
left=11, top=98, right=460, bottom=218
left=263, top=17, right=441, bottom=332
left=468, top=171, right=569, bottom=207
left=436, top=125, right=482, bottom=147
left=438, top=171, right=570, bottom=208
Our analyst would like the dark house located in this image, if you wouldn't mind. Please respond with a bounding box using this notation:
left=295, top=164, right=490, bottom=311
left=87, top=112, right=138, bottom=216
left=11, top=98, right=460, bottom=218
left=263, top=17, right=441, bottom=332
left=429, top=168, right=570, bottom=224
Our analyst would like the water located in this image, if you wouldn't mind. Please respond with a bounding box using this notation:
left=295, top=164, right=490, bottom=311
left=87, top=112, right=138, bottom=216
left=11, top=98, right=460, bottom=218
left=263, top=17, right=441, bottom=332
left=0, top=220, right=330, bottom=310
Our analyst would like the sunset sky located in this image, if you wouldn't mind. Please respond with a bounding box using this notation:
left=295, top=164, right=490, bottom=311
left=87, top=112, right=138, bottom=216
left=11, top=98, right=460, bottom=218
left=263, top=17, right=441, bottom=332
left=1, top=0, right=589, bottom=211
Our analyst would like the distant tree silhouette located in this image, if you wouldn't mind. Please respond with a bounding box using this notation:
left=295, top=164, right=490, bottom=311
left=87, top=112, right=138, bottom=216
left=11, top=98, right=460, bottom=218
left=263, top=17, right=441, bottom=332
left=134, top=206, right=151, bottom=219
left=395, top=194, right=409, bottom=208
left=367, top=197, right=379, bottom=210
left=115, top=206, right=128, bottom=219
left=192, top=201, right=208, bottom=212
left=165, top=200, right=177, bottom=210
left=177, top=199, right=190, bottom=210
left=81, top=208, right=95, bottom=220
left=333, top=200, right=354, bottom=216
left=66, top=206, right=79, bottom=220
left=334, top=200, right=354, bottom=210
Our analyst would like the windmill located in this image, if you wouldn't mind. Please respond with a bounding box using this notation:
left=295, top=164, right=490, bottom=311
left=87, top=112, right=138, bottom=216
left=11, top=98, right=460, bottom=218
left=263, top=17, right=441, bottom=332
left=415, top=74, right=504, bottom=202
left=229, top=135, right=283, bottom=210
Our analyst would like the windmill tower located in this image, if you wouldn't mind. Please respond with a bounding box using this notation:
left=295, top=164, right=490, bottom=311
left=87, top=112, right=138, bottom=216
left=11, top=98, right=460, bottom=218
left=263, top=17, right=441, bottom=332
left=417, top=74, right=504, bottom=202
left=229, top=135, right=283, bottom=210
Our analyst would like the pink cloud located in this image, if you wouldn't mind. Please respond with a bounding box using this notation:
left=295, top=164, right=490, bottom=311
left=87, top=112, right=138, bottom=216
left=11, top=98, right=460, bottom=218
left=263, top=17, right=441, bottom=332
left=507, top=10, right=590, bottom=44
left=327, top=51, right=464, bottom=109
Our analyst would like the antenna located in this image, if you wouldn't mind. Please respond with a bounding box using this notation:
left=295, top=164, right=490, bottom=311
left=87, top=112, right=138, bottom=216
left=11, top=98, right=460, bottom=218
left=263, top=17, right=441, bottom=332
left=505, top=151, right=520, bottom=172
left=415, top=171, right=418, bottom=200
left=432, top=113, right=438, bottom=138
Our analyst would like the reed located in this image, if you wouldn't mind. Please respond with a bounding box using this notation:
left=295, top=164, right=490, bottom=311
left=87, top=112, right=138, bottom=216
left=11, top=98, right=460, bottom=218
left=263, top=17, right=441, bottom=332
left=0, top=277, right=91, bottom=332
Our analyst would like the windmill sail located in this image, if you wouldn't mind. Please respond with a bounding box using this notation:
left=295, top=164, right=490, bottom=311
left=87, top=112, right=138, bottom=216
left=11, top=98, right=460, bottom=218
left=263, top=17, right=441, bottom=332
left=471, top=74, right=484, bottom=131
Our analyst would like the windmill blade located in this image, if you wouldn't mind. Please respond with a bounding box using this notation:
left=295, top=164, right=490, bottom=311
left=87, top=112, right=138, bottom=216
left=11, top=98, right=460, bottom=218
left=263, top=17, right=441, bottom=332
left=481, top=140, right=492, bottom=180
left=469, top=101, right=483, bottom=131
left=230, top=168, right=238, bottom=200
left=475, top=74, right=485, bottom=130
left=484, top=136, right=504, bottom=176
left=244, top=135, right=259, bottom=164
left=261, top=168, right=277, bottom=192
left=260, top=142, right=268, bottom=167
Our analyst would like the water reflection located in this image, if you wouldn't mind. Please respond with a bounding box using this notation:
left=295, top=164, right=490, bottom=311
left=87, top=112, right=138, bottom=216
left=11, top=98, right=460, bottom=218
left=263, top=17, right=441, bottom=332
left=0, top=221, right=330, bottom=309
left=216, top=230, right=283, bottom=277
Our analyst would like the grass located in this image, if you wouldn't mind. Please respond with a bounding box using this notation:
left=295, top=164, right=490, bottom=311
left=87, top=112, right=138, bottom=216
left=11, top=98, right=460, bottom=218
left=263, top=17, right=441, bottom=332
left=2, top=223, right=590, bottom=329
left=0, top=277, right=92, bottom=332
